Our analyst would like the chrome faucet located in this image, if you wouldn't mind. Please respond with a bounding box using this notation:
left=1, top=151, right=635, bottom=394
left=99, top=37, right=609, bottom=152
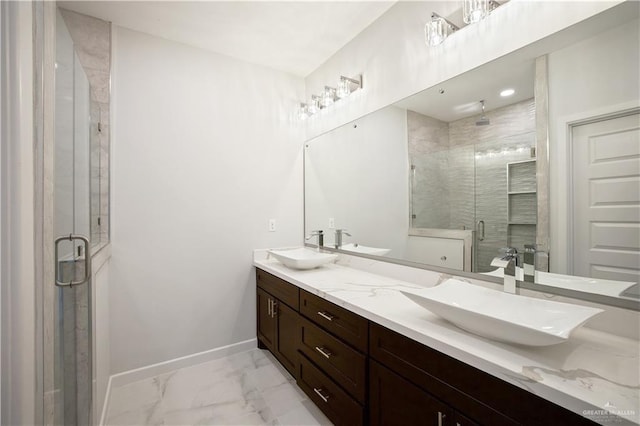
left=523, top=244, right=536, bottom=283
left=305, top=230, right=324, bottom=251
left=491, top=247, right=520, bottom=294
left=334, top=229, right=351, bottom=249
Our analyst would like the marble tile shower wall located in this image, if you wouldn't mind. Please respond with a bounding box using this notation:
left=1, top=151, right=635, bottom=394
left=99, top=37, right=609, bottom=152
left=408, top=99, right=536, bottom=272
left=60, top=8, right=111, bottom=247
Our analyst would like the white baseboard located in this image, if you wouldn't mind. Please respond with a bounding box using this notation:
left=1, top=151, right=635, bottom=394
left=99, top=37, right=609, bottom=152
left=99, top=338, right=257, bottom=425
left=99, top=376, right=112, bottom=426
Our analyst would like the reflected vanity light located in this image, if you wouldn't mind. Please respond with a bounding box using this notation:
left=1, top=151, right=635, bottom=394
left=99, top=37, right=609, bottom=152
left=425, top=13, right=458, bottom=46
left=299, top=75, right=362, bottom=119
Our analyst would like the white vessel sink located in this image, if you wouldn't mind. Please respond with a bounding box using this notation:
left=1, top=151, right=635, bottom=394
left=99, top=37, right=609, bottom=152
left=400, top=279, right=603, bottom=346
left=268, top=248, right=338, bottom=270
left=340, top=243, right=390, bottom=256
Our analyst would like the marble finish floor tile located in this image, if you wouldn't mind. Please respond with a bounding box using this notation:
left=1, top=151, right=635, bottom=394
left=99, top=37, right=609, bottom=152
left=105, top=349, right=332, bottom=426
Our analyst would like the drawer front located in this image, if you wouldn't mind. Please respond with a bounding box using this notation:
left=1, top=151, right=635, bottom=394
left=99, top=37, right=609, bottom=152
left=299, top=290, right=368, bottom=352
left=256, top=269, right=299, bottom=310
left=299, top=317, right=367, bottom=403
left=370, top=323, right=595, bottom=426
left=298, top=353, right=364, bottom=426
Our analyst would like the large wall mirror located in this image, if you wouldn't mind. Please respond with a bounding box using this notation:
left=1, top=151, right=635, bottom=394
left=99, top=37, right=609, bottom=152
left=304, top=1, right=640, bottom=310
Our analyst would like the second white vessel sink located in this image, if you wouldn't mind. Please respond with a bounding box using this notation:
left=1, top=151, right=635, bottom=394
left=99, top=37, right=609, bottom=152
left=340, top=243, right=390, bottom=256
left=400, top=279, right=603, bottom=346
left=268, top=248, right=338, bottom=270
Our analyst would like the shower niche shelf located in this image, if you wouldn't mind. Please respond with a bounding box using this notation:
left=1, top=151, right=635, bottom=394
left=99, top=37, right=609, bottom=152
left=506, top=159, right=537, bottom=250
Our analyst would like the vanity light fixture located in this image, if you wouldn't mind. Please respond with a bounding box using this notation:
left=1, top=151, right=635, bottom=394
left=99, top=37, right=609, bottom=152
left=463, top=0, right=500, bottom=24
left=298, top=75, right=363, bottom=120
left=321, top=86, right=337, bottom=107
left=337, top=75, right=362, bottom=99
left=425, top=13, right=458, bottom=46
left=298, top=103, right=309, bottom=120
left=500, top=88, right=515, bottom=97
left=307, top=95, right=321, bottom=115
left=463, top=0, right=488, bottom=24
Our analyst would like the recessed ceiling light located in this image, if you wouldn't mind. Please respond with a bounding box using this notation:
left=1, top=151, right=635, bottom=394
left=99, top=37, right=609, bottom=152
left=500, top=88, right=515, bottom=97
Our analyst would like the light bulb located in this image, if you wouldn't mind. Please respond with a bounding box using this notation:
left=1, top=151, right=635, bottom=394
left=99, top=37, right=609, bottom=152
left=425, top=15, right=446, bottom=46
left=321, top=86, right=335, bottom=107
left=337, top=78, right=350, bottom=99
left=297, top=103, right=309, bottom=120
left=307, top=96, right=320, bottom=115
left=463, top=0, right=489, bottom=24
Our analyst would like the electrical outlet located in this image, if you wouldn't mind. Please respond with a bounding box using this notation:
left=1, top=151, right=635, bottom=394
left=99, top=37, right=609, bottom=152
left=268, top=219, right=276, bottom=232
left=328, top=218, right=335, bottom=228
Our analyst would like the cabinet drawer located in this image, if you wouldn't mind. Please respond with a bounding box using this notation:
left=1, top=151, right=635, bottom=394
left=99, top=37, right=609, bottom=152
left=299, top=290, right=368, bottom=352
left=370, top=323, right=595, bottom=425
left=299, top=317, right=367, bottom=403
left=298, top=353, right=364, bottom=426
left=256, top=269, right=299, bottom=310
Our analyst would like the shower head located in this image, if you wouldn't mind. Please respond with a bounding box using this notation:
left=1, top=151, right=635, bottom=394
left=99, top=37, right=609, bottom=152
left=476, top=100, right=490, bottom=126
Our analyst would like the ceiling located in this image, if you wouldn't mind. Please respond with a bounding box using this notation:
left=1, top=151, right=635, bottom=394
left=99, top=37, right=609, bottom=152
left=395, top=56, right=535, bottom=123
left=58, top=1, right=396, bottom=77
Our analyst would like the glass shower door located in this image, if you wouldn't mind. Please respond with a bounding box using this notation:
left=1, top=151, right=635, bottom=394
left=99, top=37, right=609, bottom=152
left=49, top=9, right=93, bottom=425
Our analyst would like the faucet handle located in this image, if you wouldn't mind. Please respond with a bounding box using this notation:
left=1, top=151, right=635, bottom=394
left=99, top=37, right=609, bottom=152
left=499, top=247, right=518, bottom=255
left=491, top=256, right=511, bottom=269
left=335, top=228, right=351, bottom=236
left=305, top=230, right=323, bottom=240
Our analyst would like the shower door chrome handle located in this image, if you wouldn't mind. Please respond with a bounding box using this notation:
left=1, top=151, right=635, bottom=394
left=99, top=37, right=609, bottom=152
left=55, top=234, right=91, bottom=287
left=477, top=220, right=485, bottom=241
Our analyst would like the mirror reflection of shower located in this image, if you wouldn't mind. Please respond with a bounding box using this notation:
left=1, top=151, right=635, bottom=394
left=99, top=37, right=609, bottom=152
left=475, top=100, right=490, bottom=126
left=408, top=98, right=537, bottom=273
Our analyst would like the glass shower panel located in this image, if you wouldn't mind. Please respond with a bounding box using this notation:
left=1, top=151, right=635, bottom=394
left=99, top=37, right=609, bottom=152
left=473, top=132, right=536, bottom=272
left=410, top=144, right=475, bottom=231
left=49, top=8, right=93, bottom=425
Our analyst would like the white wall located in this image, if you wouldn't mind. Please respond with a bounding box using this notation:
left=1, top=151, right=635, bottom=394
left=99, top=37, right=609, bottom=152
left=304, top=1, right=624, bottom=140
left=111, top=27, right=304, bottom=373
left=548, top=18, right=640, bottom=274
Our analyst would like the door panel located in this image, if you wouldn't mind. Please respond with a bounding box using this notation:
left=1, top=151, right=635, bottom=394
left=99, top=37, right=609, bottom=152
left=47, top=9, right=93, bottom=425
left=572, top=112, right=640, bottom=284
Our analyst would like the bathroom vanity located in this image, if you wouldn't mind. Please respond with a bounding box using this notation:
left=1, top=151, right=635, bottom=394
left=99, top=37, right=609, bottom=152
left=254, top=251, right=639, bottom=425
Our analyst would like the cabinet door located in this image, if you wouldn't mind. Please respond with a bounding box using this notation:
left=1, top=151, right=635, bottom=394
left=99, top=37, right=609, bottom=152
left=275, top=300, right=299, bottom=377
left=370, top=360, right=451, bottom=426
left=452, top=412, right=479, bottom=426
left=257, top=288, right=276, bottom=350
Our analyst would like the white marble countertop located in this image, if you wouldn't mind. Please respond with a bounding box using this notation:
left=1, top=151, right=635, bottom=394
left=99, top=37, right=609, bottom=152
left=253, top=249, right=640, bottom=425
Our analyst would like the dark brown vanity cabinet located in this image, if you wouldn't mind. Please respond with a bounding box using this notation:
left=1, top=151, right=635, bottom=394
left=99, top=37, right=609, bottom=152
left=370, top=359, right=454, bottom=426
left=256, top=269, right=597, bottom=426
left=256, top=270, right=299, bottom=377
left=298, top=290, right=368, bottom=425
left=369, top=323, right=597, bottom=426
